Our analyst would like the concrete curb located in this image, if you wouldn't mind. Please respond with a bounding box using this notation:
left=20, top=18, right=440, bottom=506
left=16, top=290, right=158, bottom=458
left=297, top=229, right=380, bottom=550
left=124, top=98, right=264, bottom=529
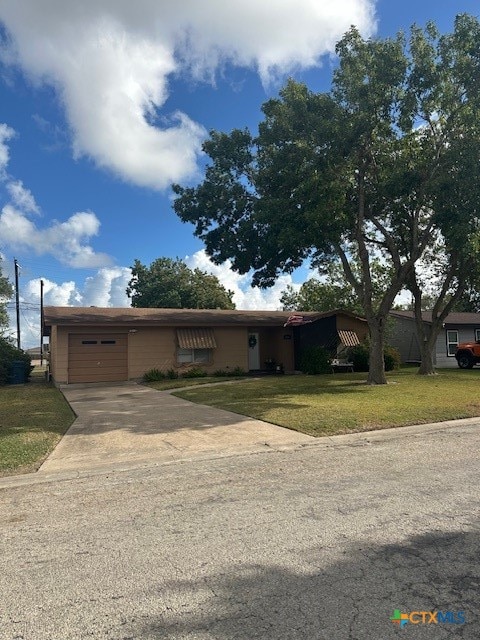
left=1, top=415, right=478, bottom=490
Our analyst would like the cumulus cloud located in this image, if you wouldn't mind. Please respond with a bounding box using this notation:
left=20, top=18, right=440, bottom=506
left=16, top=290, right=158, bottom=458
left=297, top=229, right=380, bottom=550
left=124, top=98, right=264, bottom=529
left=0, top=0, right=376, bottom=190
left=0, top=205, right=112, bottom=268
left=81, top=267, right=132, bottom=307
left=6, top=180, right=39, bottom=213
left=0, top=122, right=15, bottom=174
left=185, top=249, right=298, bottom=310
left=26, top=267, right=131, bottom=308
left=15, top=268, right=132, bottom=348
left=0, top=125, right=113, bottom=268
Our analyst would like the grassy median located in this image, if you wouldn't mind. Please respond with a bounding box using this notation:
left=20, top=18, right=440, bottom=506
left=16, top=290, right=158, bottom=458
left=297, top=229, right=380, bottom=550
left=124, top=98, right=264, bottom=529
left=0, top=375, right=74, bottom=477
left=174, top=368, right=480, bottom=436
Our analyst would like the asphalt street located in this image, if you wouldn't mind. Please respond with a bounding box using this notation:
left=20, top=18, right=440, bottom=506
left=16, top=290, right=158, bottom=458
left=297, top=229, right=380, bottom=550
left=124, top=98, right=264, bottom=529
left=1, top=420, right=479, bottom=639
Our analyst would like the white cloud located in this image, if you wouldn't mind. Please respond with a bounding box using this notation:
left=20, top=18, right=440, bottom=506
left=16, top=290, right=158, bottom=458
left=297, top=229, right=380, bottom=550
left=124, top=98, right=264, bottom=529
left=0, top=205, right=113, bottom=268
left=82, top=267, right=132, bottom=307
left=0, top=125, right=112, bottom=268
left=14, top=268, right=132, bottom=348
left=0, top=122, right=15, bottom=175
left=185, top=249, right=298, bottom=310
left=6, top=180, right=39, bottom=214
left=0, top=0, right=376, bottom=190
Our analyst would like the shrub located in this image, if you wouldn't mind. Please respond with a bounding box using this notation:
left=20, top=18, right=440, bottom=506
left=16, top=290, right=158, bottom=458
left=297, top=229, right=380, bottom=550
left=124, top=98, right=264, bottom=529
left=166, top=368, right=179, bottom=379
left=213, top=367, right=247, bottom=377
left=347, top=342, right=401, bottom=372
left=181, top=367, right=207, bottom=379
left=299, top=346, right=331, bottom=375
left=384, top=345, right=401, bottom=371
left=231, top=366, right=246, bottom=376
left=143, top=368, right=166, bottom=382
left=0, top=337, right=33, bottom=385
left=347, top=343, right=370, bottom=372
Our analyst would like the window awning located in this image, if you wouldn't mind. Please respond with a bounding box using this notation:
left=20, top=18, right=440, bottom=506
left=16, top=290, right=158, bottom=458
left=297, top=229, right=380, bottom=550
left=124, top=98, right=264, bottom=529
left=177, top=328, right=217, bottom=349
left=338, top=330, right=360, bottom=347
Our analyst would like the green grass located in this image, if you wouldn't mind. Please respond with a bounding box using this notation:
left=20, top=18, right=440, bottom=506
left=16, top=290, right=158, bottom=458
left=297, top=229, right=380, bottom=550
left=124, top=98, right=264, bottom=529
left=174, top=368, right=480, bottom=436
left=0, top=376, right=75, bottom=476
left=145, top=376, right=247, bottom=391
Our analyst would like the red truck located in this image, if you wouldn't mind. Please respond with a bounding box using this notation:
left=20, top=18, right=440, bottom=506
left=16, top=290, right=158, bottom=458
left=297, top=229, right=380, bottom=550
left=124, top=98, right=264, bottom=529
left=455, top=341, right=480, bottom=368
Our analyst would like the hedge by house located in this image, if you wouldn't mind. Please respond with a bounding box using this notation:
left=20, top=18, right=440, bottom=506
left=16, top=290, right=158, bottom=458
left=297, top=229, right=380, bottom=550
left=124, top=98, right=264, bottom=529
left=0, top=337, right=32, bottom=385
left=348, top=342, right=401, bottom=372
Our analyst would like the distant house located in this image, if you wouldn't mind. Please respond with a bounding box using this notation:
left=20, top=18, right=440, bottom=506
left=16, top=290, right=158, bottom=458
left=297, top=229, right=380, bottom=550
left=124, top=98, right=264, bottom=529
left=389, top=311, right=480, bottom=368
left=43, top=307, right=368, bottom=384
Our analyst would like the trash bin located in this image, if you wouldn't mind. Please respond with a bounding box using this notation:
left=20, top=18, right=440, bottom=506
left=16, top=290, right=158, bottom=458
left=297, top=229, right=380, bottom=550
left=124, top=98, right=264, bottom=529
left=10, top=360, right=26, bottom=384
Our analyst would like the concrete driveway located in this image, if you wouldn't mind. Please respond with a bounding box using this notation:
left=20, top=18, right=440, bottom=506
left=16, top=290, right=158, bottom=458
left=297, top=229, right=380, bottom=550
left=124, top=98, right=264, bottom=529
left=39, top=382, right=313, bottom=474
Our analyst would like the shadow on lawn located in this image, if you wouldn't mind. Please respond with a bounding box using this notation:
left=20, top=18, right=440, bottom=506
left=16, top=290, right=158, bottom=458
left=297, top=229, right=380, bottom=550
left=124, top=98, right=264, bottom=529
left=129, top=527, right=479, bottom=640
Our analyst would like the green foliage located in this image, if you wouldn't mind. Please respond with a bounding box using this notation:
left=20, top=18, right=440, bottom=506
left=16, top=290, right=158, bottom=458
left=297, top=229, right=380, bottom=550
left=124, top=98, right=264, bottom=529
left=384, top=346, right=401, bottom=372
left=181, top=367, right=207, bottom=379
left=347, top=344, right=370, bottom=372
left=299, top=346, right=332, bottom=375
left=348, top=343, right=401, bottom=372
left=172, top=16, right=480, bottom=385
left=166, top=368, right=179, bottom=379
left=231, top=366, right=246, bottom=376
left=213, top=366, right=246, bottom=377
left=143, top=368, right=167, bottom=382
left=0, top=258, right=13, bottom=333
left=127, top=257, right=235, bottom=309
left=0, top=337, right=32, bottom=385
left=281, top=259, right=393, bottom=313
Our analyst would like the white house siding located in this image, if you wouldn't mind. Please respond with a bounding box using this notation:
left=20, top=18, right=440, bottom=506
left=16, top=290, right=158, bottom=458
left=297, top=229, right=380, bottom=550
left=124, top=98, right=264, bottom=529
left=435, top=326, right=480, bottom=368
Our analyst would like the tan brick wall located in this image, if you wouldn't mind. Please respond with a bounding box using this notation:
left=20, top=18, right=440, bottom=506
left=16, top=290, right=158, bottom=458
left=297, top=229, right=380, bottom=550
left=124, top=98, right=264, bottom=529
left=251, top=326, right=295, bottom=371
left=49, top=324, right=296, bottom=382
left=336, top=316, right=369, bottom=342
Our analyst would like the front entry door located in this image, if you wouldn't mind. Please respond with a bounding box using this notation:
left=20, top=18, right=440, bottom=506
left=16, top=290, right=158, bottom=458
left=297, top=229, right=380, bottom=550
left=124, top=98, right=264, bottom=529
left=248, top=332, right=260, bottom=370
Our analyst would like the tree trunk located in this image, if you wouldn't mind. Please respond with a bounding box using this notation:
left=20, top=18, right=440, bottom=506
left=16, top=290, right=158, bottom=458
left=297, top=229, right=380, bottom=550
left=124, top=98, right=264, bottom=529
left=417, top=338, right=436, bottom=375
left=367, top=318, right=387, bottom=385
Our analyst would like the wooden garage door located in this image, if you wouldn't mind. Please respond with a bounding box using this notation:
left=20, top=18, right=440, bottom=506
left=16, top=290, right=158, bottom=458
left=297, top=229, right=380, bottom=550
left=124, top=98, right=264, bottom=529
left=68, top=334, right=128, bottom=383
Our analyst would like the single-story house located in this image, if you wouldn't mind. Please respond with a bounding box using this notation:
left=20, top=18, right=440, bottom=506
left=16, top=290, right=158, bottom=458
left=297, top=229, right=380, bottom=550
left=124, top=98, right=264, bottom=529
left=43, top=307, right=368, bottom=384
left=389, top=310, right=480, bottom=367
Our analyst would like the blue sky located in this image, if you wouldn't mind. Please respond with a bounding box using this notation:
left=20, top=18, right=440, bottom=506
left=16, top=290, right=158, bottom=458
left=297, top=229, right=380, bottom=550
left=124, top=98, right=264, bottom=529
left=0, top=0, right=479, bottom=347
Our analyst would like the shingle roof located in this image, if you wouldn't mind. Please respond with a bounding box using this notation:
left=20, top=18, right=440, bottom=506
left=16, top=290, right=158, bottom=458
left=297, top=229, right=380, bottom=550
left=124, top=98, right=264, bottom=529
left=43, top=306, right=366, bottom=331
left=390, top=310, right=480, bottom=325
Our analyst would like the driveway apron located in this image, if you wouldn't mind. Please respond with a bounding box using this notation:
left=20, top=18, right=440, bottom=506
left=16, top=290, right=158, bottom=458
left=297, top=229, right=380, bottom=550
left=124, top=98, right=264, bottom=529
left=39, top=382, right=313, bottom=473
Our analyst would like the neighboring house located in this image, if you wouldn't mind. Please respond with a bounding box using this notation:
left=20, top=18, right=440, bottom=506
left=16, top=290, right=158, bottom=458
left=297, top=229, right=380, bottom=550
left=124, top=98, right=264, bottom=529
left=389, top=311, right=480, bottom=368
left=43, top=307, right=368, bottom=384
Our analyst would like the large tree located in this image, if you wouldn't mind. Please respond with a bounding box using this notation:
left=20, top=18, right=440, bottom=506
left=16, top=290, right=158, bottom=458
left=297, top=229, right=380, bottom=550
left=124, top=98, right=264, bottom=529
left=127, top=257, right=235, bottom=309
left=281, top=258, right=391, bottom=314
left=173, top=16, right=480, bottom=384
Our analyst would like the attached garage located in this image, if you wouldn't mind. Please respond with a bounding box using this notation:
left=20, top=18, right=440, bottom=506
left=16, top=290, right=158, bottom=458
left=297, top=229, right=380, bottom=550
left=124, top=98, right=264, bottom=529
left=68, top=333, right=128, bottom=383
left=43, top=307, right=369, bottom=385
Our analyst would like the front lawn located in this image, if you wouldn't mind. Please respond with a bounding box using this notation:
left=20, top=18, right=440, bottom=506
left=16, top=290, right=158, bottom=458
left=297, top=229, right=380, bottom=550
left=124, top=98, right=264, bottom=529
left=145, top=376, right=247, bottom=391
left=0, top=377, right=75, bottom=476
left=174, top=368, right=480, bottom=436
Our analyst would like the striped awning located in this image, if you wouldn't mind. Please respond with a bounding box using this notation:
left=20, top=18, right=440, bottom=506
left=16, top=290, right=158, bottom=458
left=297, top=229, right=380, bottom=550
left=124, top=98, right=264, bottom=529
left=338, top=330, right=360, bottom=347
left=177, top=328, right=217, bottom=349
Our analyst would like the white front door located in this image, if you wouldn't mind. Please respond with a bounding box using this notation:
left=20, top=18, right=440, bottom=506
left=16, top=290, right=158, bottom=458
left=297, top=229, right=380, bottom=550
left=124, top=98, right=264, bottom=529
left=248, top=332, right=260, bottom=370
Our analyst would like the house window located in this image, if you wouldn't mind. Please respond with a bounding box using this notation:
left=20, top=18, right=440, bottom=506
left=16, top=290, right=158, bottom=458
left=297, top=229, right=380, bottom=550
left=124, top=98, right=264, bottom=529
left=177, top=348, right=211, bottom=364
left=446, top=330, right=459, bottom=356
left=475, top=329, right=480, bottom=343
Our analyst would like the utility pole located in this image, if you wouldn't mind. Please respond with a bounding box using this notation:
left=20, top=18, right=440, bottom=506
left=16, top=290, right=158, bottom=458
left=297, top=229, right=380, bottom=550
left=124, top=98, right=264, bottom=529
left=40, top=279, right=44, bottom=365
left=14, top=258, right=20, bottom=350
